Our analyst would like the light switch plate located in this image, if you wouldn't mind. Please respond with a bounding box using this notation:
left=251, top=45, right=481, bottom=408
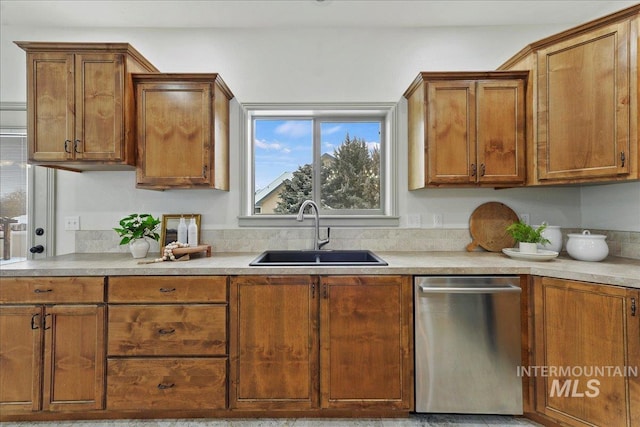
left=407, top=214, right=421, bottom=227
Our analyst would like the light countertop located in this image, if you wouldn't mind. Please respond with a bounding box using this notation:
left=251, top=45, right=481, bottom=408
left=1, top=251, right=639, bottom=289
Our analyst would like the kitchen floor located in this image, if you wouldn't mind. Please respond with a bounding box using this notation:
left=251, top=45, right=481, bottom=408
left=3, top=415, right=542, bottom=427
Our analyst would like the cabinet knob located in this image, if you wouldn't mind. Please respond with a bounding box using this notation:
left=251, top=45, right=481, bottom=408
left=64, top=140, right=72, bottom=153
left=470, top=164, right=477, bottom=177
left=73, top=139, right=81, bottom=153
left=157, top=383, right=175, bottom=390
left=158, top=328, right=176, bottom=335
left=480, top=163, right=486, bottom=177
left=621, top=151, right=626, bottom=168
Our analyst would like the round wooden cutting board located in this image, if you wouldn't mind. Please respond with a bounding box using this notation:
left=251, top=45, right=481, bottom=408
left=466, top=202, right=520, bottom=252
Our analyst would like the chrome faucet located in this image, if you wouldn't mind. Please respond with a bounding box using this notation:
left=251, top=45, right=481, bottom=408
left=296, top=200, right=330, bottom=250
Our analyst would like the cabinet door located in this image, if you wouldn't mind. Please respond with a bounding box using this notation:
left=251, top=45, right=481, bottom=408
left=42, top=305, right=105, bottom=411
left=534, top=277, right=639, bottom=427
left=27, top=52, right=74, bottom=162
left=74, top=53, right=124, bottom=161
left=426, top=80, right=476, bottom=184
left=320, top=276, right=412, bottom=410
left=136, top=81, right=212, bottom=188
left=537, top=20, right=630, bottom=181
left=0, top=306, right=43, bottom=413
left=476, top=79, right=526, bottom=184
left=229, top=276, right=319, bottom=410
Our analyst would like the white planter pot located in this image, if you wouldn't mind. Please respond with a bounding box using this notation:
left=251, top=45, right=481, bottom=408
left=129, top=238, right=150, bottom=259
left=518, top=242, right=538, bottom=254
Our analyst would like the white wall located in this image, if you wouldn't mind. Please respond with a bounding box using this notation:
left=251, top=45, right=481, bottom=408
left=2, top=22, right=637, bottom=254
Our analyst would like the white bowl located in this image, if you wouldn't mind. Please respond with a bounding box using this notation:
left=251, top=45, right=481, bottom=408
left=566, top=230, right=608, bottom=262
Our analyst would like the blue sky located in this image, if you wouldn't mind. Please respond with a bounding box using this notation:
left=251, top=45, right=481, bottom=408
left=254, top=119, right=380, bottom=190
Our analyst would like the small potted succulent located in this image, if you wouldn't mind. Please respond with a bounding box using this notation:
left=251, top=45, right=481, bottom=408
left=506, top=221, right=550, bottom=253
left=114, top=213, right=161, bottom=258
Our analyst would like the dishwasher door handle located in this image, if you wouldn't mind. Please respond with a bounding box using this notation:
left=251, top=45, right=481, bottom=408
left=418, top=285, right=521, bottom=294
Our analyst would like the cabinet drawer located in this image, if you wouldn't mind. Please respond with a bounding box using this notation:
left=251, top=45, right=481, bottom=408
left=0, top=277, right=104, bottom=304
left=108, top=276, right=227, bottom=303
left=108, top=305, right=226, bottom=356
left=107, top=357, right=226, bottom=410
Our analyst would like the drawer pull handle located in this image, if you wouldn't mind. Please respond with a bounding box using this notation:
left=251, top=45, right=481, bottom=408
left=34, top=288, right=53, bottom=293
left=159, top=287, right=176, bottom=293
left=158, top=328, right=175, bottom=335
left=157, top=383, right=175, bottom=390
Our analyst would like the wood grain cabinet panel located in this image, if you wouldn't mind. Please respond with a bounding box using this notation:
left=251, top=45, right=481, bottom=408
left=404, top=71, right=527, bottom=188
left=319, top=276, right=413, bottom=410
left=229, top=276, right=318, bottom=410
left=15, top=42, right=158, bottom=171
left=499, top=8, right=639, bottom=185
left=133, top=74, right=233, bottom=190
left=108, top=304, right=226, bottom=356
left=229, top=275, right=413, bottom=413
left=537, top=21, right=631, bottom=181
left=533, top=277, right=640, bottom=427
left=108, top=275, right=227, bottom=303
left=107, top=357, right=226, bottom=410
left=0, top=277, right=106, bottom=416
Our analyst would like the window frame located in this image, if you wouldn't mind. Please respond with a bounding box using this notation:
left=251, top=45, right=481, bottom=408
left=239, top=103, right=399, bottom=227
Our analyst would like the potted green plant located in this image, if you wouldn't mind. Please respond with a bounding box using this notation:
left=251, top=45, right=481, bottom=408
left=506, top=221, right=550, bottom=253
left=113, top=213, right=161, bottom=258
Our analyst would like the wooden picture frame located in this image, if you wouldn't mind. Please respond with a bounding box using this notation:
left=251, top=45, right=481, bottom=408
left=160, top=214, right=201, bottom=247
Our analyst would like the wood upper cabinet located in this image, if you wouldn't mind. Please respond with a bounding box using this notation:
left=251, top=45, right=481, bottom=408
left=229, top=276, right=319, bottom=410
left=537, top=20, right=631, bottom=181
left=229, top=275, right=413, bottom=413
left=404, top=71, right=527, bottom=188
left=533, top=277, right=640, bottom=427
left=499, top=6, right=640, bottom=185
left=319, top=276, right=413, bottom=410
left=133, top=74, right=233, bottom=190
left=0, top=277, right=106, bottom=415
left=15, top=42, right=158, bottom=171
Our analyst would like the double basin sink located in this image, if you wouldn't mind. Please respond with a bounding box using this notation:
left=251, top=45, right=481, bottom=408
left=250, top=250, right=387, bottom=266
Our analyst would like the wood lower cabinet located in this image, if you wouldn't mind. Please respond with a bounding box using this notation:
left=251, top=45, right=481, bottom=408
left=229, top=276, right=319, bottom=410
left=229, top=275, right=413, bottom=413
left=15, top=42, right=158, bottom=171
left=106, top=276, right=228, bottom=411
left=133, top=74, right=233, bottom=190
left=0, top=277, right=106, bottom=415
left=319, top=276, right=413, bottom=410
left=532, top=276, right=640, bottom=427
left=404, top=71, right=527, bottom=188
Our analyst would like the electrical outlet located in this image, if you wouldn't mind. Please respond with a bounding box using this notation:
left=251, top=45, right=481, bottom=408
left=519, top=213, right=530, bottom=225
left=433, top=213, right=443, bottom=228
left=407, top=214, right=421, bottom=227
left=64, top=216, right=80, bottom=231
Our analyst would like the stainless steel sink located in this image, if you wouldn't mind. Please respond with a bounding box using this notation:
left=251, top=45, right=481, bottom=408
left=249, top=250, right=387, bottom=266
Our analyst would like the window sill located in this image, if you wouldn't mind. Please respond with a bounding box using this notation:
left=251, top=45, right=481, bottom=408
left=238, top=215, right=400, bottom=228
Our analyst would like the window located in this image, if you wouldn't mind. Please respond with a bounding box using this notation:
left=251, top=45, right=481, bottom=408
left=0, top=129, right=28, bottom=264
left=241, top=104, right=398, bottom=226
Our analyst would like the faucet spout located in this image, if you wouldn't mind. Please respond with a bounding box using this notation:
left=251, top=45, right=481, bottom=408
left=296, top=200, right=330, bottom=250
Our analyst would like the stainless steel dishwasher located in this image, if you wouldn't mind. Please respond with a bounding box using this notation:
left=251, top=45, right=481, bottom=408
left=414, top=276, right=523, bottom=414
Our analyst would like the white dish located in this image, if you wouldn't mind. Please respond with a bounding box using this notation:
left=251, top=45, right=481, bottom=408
left=502, top=248, right=559, bottom=261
